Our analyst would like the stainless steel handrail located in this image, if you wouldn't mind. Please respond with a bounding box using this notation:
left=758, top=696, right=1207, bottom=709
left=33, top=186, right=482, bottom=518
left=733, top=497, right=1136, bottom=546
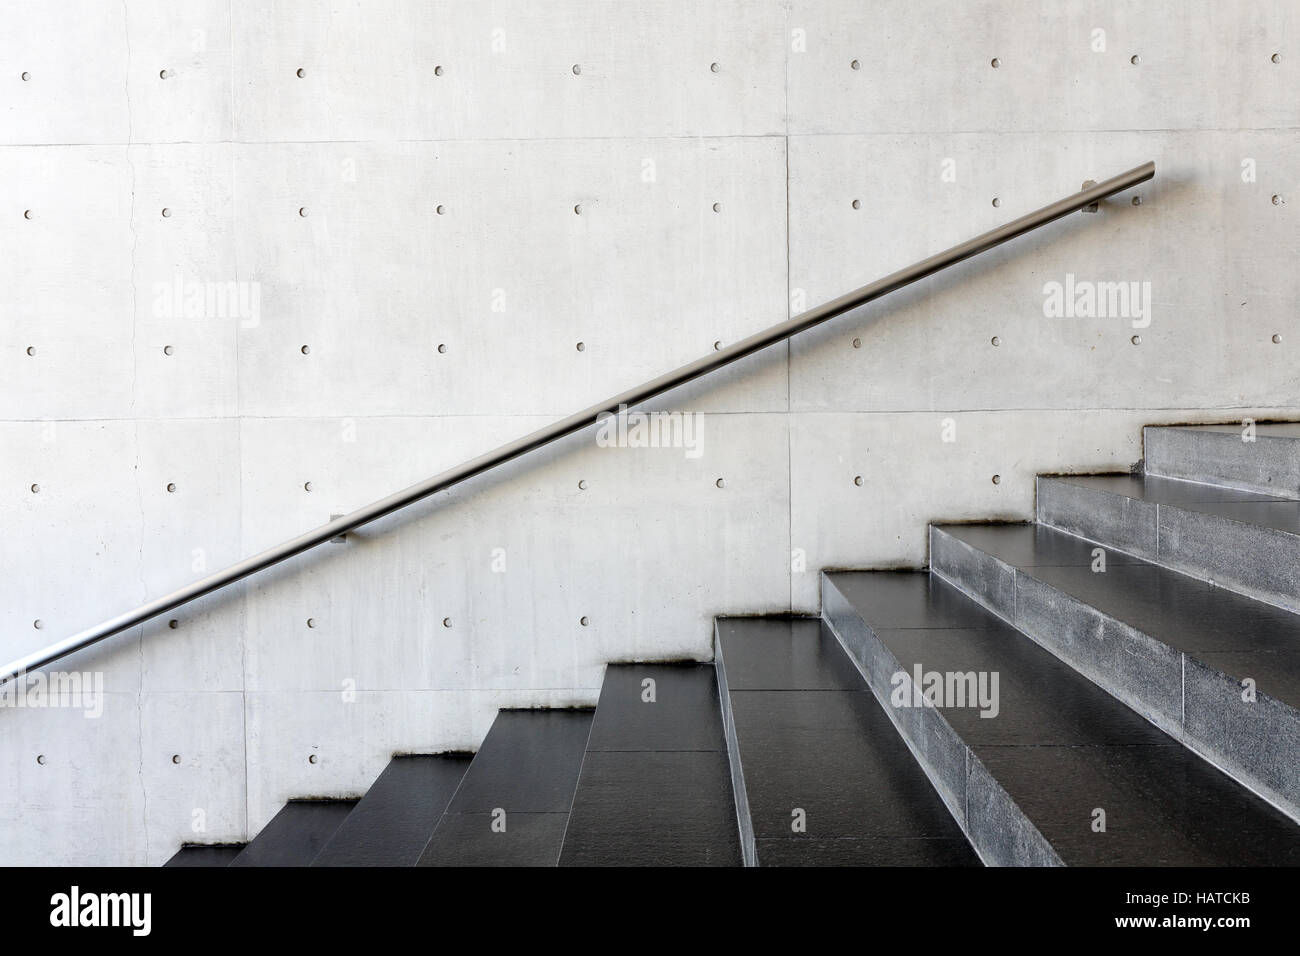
left=1, top=161, right=1154, bottom=683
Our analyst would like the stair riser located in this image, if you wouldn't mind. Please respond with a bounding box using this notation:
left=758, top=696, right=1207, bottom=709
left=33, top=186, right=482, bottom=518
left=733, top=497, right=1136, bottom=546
left=821, top=578, right=1062, bottom=867
left=1183, top=656, right=1300, bottom=810
left=712, top=624, right=757, bottom=868
left=1037, top=477, right=1300, bottom=615
left=1036, top=477, right=1158, bottom=558
left=931, top=525, right=1300, bottom=825
left=1145, top=426, right=1300, bottom=500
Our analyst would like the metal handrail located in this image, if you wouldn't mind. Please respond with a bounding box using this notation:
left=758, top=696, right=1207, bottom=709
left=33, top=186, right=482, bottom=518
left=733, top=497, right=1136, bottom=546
left=1, top=161, right=1154, bottom=683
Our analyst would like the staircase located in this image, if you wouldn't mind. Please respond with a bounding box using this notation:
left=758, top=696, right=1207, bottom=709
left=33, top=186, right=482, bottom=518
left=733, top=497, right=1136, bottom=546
left=166, top=423, right=1300, bottom=866
left=168, top=665, right=741, bottom=867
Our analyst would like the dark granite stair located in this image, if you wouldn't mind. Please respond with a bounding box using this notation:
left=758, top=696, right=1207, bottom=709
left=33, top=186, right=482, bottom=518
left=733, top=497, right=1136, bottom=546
left=228, top=800, right=358, bottom=867
left=163, top=844, right=246, bottom=867
left=1037, top=473, right=1300, bottom=613
left=931, top=520, right=1300, bottom=822
left=823, top=570, right=1300, bottom=866
left=312, top=753, right=472, bottom=866
left=418, top=709, right=593, bottom=866
left=715, top=616, right=979, bottom=866
left=559, top=663, right=741, bottom=866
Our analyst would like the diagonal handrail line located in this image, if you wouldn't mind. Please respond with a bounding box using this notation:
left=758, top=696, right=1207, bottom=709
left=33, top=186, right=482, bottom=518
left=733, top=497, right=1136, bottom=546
left=2, top=161, right=1154, bottom=683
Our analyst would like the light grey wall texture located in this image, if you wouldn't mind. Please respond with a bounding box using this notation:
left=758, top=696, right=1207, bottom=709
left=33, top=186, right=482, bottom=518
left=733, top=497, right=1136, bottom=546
left=1, top=1, right=1296, bottom=863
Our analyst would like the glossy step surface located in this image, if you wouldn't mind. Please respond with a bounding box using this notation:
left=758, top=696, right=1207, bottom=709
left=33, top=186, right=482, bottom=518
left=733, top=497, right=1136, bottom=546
left=313, top=754, right=472, bottom=866
left=228, top=800, right=357, bottom=867
left=823, top=570, right=1300, bottom=865
left=1037, top=473, right=1300, bottom=613
left=716, top=616, right=979, bottom=866
left=931, top=521, right=1300, bottom=820
left=559, top=663, right=741, bottom=866
left=164, top=844, right=246, bottom=867
left=418, top=709, right=593, bottom=867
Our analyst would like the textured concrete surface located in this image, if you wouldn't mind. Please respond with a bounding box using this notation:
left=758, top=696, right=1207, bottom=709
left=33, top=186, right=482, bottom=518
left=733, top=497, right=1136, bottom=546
left=3, top=2, right=1299, bottom=863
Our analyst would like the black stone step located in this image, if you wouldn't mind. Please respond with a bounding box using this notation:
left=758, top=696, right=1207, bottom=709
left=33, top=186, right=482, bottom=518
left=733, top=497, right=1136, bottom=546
left=823, top=570, right=1300, bottom=865
left=417, top=709, right=593, bottom=867
left=1037, top=473, right=1300, bottom=613
left=228, top=800, right=358, bottom=867
left=716, top=617, right=980, bottom=867
left=163, top=844, right=246, bottom=867
left=931, top=521, right=1300, bottom=821
left=559, top=663, right=742, bottom=866
left=311, top=754, right=472, bottom=866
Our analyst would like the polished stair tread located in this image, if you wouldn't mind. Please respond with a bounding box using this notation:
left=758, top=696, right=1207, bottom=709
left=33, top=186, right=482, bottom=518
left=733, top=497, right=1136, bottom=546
left=228, top=800, right=358, bottom=867
left=934, top=521, right=1149, bottom=570
left=827, top=571, right=1300, bottom=865
left=717, top=617, right=979, bottom=866
left=418, top=709, right=593, bottom=867
left=164, top=844, right=245, bottom=867
left=584, top=663, right=730, bottom=751
left=1053, top=472, right=1291, bottom=507
left=937, top=522, right=1300, bottom=708
left=312, top=754, right=471, bottom=866
left=559, top=663, right=741, bottom=866
left=1038, top=473, right=1300, bottom=612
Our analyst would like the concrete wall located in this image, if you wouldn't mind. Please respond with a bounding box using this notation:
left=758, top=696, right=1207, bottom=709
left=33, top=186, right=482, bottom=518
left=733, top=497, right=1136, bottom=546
left=1, top=0, right=1295, bottom=863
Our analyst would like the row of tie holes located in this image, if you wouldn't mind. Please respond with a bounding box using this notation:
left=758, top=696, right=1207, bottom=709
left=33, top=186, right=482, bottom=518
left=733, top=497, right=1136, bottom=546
left=27, top=188, right=1287, bottom=355
left=17, top=62, right=723, bottom=82
left=33, top=750, right=417, bottom=766
left=24, top=461, right=909, bottom=633
left=14, top=52, right=1287, bottom=83
left=20, top=326, right=1287, bottom=359
left=19, top=195, right=723, bottom=374
left=28, top=194, right=1212, bottom=219
left=30, top=751, right=337, bottom=765
left=28, top=610, right=591, bottom=633
left=33, top=753, right=322, bottom=766
left=16, top=193, right=1287, bottom=227
left=24, top=462, right=987, bottom=631
left=17, top=184, right=1199, bottom=501
left=21, top=326, right=1287, bottom=360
